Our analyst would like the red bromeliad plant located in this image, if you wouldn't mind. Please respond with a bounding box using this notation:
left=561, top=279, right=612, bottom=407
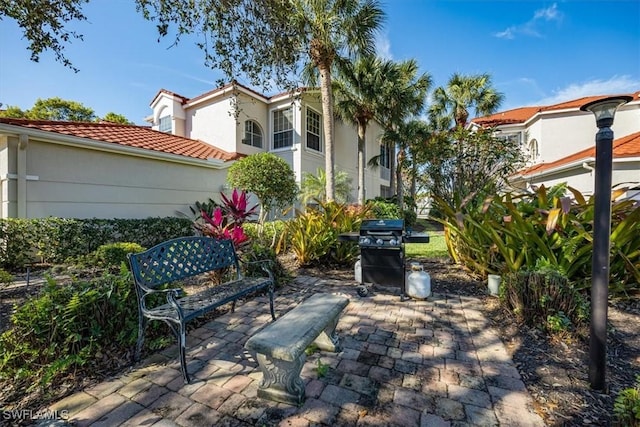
left=195, top=189, right=258, bottom=247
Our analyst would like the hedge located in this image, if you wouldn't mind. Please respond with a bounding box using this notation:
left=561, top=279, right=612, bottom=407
left=0, top=217, right=194, bottom=270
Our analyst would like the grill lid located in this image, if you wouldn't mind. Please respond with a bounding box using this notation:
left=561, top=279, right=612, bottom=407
left=360, top=219, right=405, bottom=233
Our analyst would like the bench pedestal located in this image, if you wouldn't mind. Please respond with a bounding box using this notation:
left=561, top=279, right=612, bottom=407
left=255, top=353, right=306, bottom=405
left=246, top=293, right=349, bottom=405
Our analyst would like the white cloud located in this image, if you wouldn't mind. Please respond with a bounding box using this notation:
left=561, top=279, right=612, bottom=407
left=376, top=32, right=393, bottom=60
left=494, top=3, right=563, bottom=39
left=535, top=75, right=640, bottom=105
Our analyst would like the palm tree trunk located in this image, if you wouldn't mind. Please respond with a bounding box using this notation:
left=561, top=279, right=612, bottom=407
left=319, top=63, right=335, bottom=202
left=357, top=123, right=366, bottom=205
left=396, top=146, right=405, bottom=210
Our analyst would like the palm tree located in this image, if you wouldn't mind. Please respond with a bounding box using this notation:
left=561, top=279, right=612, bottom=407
left=429, top=73, right=504, bottom=130
left=300, top=168, right=353, bottom=204
left=290, top=0, right=385, bottom=202
left=333, top=56, right=396, bottom=204
left=375, top=59, right=432, bottom=208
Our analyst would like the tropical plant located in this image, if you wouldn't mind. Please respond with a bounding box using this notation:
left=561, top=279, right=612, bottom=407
left=227, top=153, right=298, bottom=224
left=614, top=374, right=640, bottom=427
left=375, top=60, right=431, bottom=208
left=300, top=168, right=353, bottom=205
left=194, top=189, right=257, bottom=247
left=432, top=184, right=640, bottom=297
left=277, top=201, right=370, bottom=266
left=429, top=72, right=504, bottom=131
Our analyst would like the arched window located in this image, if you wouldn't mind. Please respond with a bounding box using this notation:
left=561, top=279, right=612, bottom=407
left=243, top=120, right=263, bottom=148
left=528, top=139, right=539, bottom=162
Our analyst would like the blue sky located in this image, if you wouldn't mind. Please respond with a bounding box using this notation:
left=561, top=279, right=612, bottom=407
left=1, top=0, right=639, bottom=125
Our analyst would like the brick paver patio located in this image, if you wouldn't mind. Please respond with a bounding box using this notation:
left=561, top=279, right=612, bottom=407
left=41, top=275, right=546, bottom=426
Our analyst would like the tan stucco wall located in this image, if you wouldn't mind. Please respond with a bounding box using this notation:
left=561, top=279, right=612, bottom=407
left=5, top=137, right=229, bottom=219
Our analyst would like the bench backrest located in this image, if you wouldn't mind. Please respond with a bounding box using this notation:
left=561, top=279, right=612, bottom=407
left=127, top=236, right=239, bottom=289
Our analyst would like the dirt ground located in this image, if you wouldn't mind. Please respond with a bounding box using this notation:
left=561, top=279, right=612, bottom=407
left=1, top=259, right=639, bottom=426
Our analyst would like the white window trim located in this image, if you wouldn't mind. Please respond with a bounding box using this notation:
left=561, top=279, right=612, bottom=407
left=270, top=105, right=296, bottom=151
left=243, top=119, right=264, bottom=148
left=305, top=106, right=323, bottom=153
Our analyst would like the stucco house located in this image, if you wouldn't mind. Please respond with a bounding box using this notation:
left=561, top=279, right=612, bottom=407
left=0, top=83, right=390, bottom=219
left=470, top=91, right=640, bottom=200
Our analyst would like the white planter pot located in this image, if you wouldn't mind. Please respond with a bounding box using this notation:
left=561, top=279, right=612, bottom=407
left=487, top=274, right=501, bottom=296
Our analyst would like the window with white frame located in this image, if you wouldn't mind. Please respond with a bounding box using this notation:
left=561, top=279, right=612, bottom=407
left=528, top=138, right=539, bottom=162
left=273, top=107, right=294, bottom=149
left=380, top=143, right=391, bottom=168
left=306, top=108, right=321, bottom=152
left=243, top=120, right=263, bottom=148
left=158, top=115, right=172, bottom=133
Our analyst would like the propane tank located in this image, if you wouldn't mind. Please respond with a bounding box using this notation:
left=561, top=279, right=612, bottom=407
left=406, top=262, right=431, bottom=299
left=354, top=256, right=362, bottom=284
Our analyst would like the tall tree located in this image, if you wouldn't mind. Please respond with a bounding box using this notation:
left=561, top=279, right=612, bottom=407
left=289, top=0, right=384, bottom=202
left=429, top=73, right=504, bottom=130
left=102, top=112, right=133, bottom=124
left=376, top=59, right=431, bottom=209
left=0, top=0, right=88, bottom=72
left=428, top=73, right=504, bottom=207
left=0, top=97, right=96, bottom=121
left=333, top=56, right=393, bottom=204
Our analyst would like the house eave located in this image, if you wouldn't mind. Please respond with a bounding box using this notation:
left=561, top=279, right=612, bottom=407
left=0, top=124, right=231, bottom=169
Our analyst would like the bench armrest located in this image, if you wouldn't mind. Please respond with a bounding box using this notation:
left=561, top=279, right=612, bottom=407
left=138, top=286, right=185, bottom=314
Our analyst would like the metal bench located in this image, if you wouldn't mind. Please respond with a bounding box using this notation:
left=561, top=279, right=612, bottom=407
left=127, top=236, right=276, bottom=383
left=244, top=293, right=349, bottom=404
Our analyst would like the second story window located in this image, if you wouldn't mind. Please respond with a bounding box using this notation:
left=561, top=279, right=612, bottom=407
left=243, top=120, right=263, bottom=148
left=158, top=115, right=172, bottom=133
left=529, top=138, right=539, bottom=162
left=273, top=107, right=293, bottom=149
left=306, top=108, right=321, bottom=152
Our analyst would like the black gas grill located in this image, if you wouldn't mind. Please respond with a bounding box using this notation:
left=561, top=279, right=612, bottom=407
left=339, top=218, right=430, bottom=297
left=359, top=219, right=406, bottom=290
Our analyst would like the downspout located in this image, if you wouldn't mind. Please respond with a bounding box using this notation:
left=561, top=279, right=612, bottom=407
left=17, top=134, right=28, bottom=218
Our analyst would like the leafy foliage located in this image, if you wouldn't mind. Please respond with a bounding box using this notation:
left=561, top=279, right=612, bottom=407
left=194, top=189, right=257, bottom=247
left=615, top=374, right=640, bottom=427
left=433, top=184, right=640, bottom=297
left=501, top=270, right=589, bottom=333
left=0, top=0, right=88, bottom=72
left=227, top=153, right=298, bottom=224
left=0, top=97, right=132, bottom=123
left=0, top=269, right=14, bottom=287
left=0, top=217, right=193, bottom=270
left=300, top=168, right=353, bottom=205
left=0, top=267, right=145, bottom=391
left=277, top=201, right=370, bottom=266
left=93, top=242, right=146, bottom=267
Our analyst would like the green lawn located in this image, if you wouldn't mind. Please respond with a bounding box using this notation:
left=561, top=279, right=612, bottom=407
left=405, top=233, right=449, bottom=259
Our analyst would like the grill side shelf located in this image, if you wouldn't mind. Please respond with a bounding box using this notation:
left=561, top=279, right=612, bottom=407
left=337, top=233, right=360, bottom=242
left=403, top=233, right=430, bottom=244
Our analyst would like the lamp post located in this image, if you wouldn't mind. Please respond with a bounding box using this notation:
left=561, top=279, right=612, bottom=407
left=580, top=95, right=632, bottom=391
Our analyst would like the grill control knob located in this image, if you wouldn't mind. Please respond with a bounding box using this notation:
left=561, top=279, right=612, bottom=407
left=360, top=237, right=371, bottom=245
left=389, top=238, right=398, bottom=246
left=376, top=238, right=384, bottom=246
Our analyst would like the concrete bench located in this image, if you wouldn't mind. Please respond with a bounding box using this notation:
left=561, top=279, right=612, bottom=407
left=244, top=293, right=349, bottom=404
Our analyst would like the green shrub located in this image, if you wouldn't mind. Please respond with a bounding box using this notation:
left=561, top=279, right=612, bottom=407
left=243, top=220, right=286, bottom=248
left=501, top=270, right=589, bottom=331
left=0, top=266, right=177, bottom=394
left=614, top=375, right=640, bottom=427
left=277, top=202, right=370, bottom=266
left=432, top=184, right=640, bottom=297
left=94, top=242, right=146, bottom=267
left=240, top=242, right=290, bottom=287
left=369, top=198, right=402, bottom=219
left=0, top=269, right=14, bottom=286
left=0, top=217, right=193, bottom=271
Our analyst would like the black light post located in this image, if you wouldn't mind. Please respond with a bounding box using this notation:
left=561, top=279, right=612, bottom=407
left=580, top=95, right=632, bottom=391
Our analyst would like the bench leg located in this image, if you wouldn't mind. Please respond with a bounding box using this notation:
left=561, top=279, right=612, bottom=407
left=178, top=323, right=190, bottom=383
left=254, top=353, right=305, bottom=405
left=313, top=315, right=342, bottom=352
left=135, top=316, right=147, bottom=362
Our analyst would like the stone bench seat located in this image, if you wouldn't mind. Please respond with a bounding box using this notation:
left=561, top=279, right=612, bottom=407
left=245, top=293, right=349, bottom=404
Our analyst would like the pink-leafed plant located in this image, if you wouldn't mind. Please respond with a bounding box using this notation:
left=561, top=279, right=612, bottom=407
left=195, top=189, right=258, bottom=247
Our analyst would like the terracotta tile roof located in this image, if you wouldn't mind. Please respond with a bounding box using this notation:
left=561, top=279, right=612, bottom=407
left=518, top=131, right=640, bottom=177
left=472, top=106, right=542, bottom=127
left=472, top=91, right=640, bottom=127
left=0, top=118, right=242, bottom=162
